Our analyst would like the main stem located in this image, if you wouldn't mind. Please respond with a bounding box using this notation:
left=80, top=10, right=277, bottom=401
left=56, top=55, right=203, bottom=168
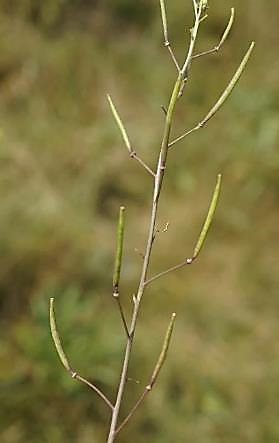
left=107, top=198, right=158, bottom=443
left=107, top=8, right=201, bottom=442
left=106, top=76, right=182, bottom=443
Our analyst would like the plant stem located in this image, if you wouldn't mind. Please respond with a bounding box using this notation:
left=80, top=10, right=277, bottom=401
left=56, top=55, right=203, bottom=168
left=115, top=313, right=176, bottom=435
left=106, top=7, right=203, bottom=442
left=107, top=178, right=160, bottom=442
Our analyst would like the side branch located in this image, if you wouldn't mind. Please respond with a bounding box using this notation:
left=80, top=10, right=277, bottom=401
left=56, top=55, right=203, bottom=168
left=145, top=259, right=193, bottom=287
left=49, top=298, right=113, bottom=410
left=192, top=8, right=235, bottom=59
left=169, top=41, right=255, bottom=148
left=115, top=313, right=177, bottom=435
left=145, top=174, right=222, bottom=286
left=159, top=0, right=180, bottom=71
left=107, top=95, right=155, bottom=177
left=113, top=206, right=129, bottom=338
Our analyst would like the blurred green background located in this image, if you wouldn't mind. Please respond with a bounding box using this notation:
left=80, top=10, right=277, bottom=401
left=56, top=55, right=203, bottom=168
left=0, top=0, right=278, bottom=442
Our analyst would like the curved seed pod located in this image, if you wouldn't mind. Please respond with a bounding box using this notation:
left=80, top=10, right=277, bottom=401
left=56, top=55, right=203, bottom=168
left=49, top=298, right=72, bottom=372
left=193, top=174, right=222, bottom=259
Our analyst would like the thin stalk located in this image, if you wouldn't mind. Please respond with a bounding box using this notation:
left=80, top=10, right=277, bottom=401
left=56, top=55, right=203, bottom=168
left=49, top=2, right=255, bottom=440
left=114, top=296, right=130, bottom=338
left=192, top=8, right=235, bottom=59
left=107, top=95, right=155, bottom=177
left=145, top=174, right=222, bottom=287
left=49, top=298, right=113, bottom=410
left=106, top=7, right=203, bottom=442
left=145, top=258, right=193, bottom=287
left=115, top=313, right=176, bottom=435
left=169, top=41, right=255, bottom=148
left=159, top=0, right=180, bottom=71
left=199, top=42, right=255, bottom=125
left=107, top=193, right=158, bottom=442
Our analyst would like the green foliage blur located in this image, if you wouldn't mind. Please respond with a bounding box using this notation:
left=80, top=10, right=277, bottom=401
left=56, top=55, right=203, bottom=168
left=0, top=0, right=279, bottom=442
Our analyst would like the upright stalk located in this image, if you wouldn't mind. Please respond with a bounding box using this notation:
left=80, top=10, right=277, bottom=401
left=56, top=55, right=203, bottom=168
left=106, top=7, right=202, bottom=442
left=49, top=2, right=255, bottom=440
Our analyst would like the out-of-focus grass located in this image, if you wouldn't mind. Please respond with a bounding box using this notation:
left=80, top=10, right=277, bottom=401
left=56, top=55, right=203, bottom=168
left=0, top=1, right=279, bottom=442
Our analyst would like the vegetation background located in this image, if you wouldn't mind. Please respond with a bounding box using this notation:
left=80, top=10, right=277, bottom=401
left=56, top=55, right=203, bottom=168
left=0, top=0, right=278, bottom=442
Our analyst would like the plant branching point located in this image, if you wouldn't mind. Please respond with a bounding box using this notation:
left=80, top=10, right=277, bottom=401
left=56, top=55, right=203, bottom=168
left=49, top=2, right=255, bottom=441
left=49, top=298, right=113, bottom=410
left=115, top=312, right=177, bottom=435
